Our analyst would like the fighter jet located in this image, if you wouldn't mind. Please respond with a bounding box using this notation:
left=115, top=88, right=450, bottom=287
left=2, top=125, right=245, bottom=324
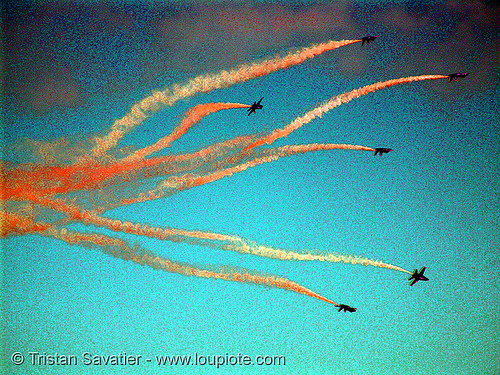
left=374, top=148, right=393, bottom=156
left=361, top=35, right=378, bottom=46
left=447, top=72, right=469, bottom=82
left=408, top=267, right=429, bottom=286
left=247, top=97, right=263, bottom=116
left=337, top=304, right=357, bottom=313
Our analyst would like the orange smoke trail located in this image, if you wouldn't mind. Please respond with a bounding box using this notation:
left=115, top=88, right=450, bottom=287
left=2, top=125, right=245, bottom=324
left=1, top=212, right=50, bottom=237
left=246, top=75, right=449, bottom=150
left=125, top=102, right=251, bottom=162
left=88, top=39, right=360, bottom=159
left=43, top=226, right=338, bottom=305
left=124, top=143, right=375, bottom=206
left=3, top=134, right=258, bottom=200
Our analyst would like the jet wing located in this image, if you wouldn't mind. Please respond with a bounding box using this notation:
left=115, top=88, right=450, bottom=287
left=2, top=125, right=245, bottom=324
left=409, top=279, right=417, bottom=286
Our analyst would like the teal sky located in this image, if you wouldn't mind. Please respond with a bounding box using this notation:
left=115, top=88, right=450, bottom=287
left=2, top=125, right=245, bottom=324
left=2, top=1, right=499, bottom=374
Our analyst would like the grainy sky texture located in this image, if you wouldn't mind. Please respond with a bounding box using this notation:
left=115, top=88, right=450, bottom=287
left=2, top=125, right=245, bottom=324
left=2, top=1, right=499, bottom=374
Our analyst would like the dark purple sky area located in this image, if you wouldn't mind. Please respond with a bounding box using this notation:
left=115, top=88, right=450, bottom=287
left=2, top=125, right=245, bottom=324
left=3, top=1, right=499, bottom=114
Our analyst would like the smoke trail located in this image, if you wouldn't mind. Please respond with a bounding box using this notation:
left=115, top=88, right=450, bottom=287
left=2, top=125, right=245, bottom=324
left=88, top=39, right=360, bottom=159
left=43, top=226, right=338, bottom=305
left=246, top=75, right=449, bottom=150
left=9, top=141, right=409, bottom=276
left=238, top=239, right=411, bottom=274
left=44, top=226, right=128, bottom=249
left=124, top=143, right=375, bottom=205
left=125, top=102, right=251, bottom=162
left=4, top=134, right=258, bottom=200
left=32, top=196, right=409, bottom=274
left=1, top=212, right=50, bottom=237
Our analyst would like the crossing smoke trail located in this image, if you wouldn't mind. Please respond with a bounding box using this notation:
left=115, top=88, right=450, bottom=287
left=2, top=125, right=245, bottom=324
left=87, top=39, right=360, bottom=159
left=3, top=134, right=259, bottom=200
left=43, top=226, right=338, bottom=306
left=3, top=39, right=441, bottom=307
left=15, top=69, right=435, bottom=200
left=123, top=143, right=376, bottom=205
left=121, top=76, right=449, bottom=205
left=246, top=75, right=449, bottom=150
left=124, top=102, right=251, bottom=162
left=1, top=212, right=50, bottom=237
left=27, top=196, right=409, bottom=274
